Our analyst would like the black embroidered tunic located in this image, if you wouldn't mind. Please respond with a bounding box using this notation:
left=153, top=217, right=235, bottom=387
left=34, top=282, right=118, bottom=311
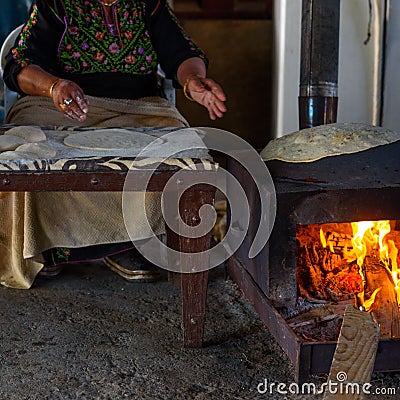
left=3, top=0, right=207, bottom=99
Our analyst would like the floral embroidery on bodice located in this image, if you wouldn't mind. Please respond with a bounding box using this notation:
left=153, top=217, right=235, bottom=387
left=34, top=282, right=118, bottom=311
left=59, top=0, right=158, bottom=74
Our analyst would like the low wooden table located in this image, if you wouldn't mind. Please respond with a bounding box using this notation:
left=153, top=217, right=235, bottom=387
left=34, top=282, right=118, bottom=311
left=0, top=125, right=217, bottom=347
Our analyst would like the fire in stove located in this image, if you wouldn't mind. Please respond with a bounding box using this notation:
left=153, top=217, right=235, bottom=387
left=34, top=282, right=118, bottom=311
left=296, top=221, right=400, bottom=338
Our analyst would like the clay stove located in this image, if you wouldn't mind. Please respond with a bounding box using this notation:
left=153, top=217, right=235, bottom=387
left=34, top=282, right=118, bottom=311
left=227, top=139, right=400, bottom=382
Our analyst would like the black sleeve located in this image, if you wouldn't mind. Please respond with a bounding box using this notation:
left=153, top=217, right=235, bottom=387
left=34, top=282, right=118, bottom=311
left=147, top=0, right=208, bottom=87
left=3, top=0, right=65, bottom=94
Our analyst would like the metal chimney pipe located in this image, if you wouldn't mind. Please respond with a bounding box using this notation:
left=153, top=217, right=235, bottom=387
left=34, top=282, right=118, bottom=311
left=299, top=0, right=341, bottom=129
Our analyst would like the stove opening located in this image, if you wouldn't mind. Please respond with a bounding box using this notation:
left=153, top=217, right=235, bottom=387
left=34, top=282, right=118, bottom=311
left=296, top=220, right=400, bottom=338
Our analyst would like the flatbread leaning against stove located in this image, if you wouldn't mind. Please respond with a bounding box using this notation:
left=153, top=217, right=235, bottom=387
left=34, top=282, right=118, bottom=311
left=261, top=123, right=400, bottom=163
left=5, top=126, right=47, bottom=143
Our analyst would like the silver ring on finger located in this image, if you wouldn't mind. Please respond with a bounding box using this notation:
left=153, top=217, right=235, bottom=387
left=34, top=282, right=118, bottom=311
left=63, top=98, right=73, bottom=106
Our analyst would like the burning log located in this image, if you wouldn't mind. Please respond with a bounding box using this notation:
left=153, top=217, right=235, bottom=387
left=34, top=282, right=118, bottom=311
left=364, top=255, right=400, bottom=338
left=297, top=221, right=400, bottom=338
left=297, top=240, right=362, bottom=302
left=297, top=244, right=326, bottom=299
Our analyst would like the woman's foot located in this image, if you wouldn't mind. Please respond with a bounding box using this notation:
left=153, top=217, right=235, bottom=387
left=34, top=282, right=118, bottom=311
left=38, top=264, right=64, bottom=278
left=40, top=245, right=160, bottom=282
left=104, top=249, right=160, bottom=283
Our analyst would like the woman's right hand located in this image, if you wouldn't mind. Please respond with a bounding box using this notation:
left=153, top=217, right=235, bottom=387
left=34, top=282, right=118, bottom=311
left=16, top=65, right=89, bottom=121
left=51, top=79, right=89, bottom=122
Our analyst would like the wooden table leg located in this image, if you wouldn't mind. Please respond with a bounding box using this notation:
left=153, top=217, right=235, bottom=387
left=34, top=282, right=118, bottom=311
left=181, top=270, right=209, bottom=347
left=166, top=184, right=215, bottom=347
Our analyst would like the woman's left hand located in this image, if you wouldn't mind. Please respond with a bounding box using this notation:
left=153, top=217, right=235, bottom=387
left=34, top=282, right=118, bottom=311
left=185, top=76, right=227, bottom=120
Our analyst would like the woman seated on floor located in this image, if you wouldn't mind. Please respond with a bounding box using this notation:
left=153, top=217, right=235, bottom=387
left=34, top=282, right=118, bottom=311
left=1, top=0, right=226, bottom=288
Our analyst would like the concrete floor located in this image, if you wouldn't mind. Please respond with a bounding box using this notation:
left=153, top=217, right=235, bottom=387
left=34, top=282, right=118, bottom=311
left=1, top=262, right=399, bottom=399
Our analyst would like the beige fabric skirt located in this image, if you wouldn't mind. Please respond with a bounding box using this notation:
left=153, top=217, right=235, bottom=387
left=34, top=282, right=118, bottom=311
left=1, top=95, right=188, bottom=288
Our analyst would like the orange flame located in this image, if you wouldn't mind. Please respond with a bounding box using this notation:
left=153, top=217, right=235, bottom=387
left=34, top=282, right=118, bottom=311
left=320, top=228, right=327, bottom=248
left=321, top=220, right=400, bottom=310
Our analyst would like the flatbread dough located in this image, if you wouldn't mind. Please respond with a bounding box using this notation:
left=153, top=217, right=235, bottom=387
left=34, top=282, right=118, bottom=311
left=63, top=128, right=157, bottom=150
left=0, top=151, right=37, bottom=160
left=5, top=126, right=47, bottom=143
left=15, top=142, right=57, bottom=158
left=261, top=123, right=400, bottom=163
left=0, top=135, right=27, bottom=151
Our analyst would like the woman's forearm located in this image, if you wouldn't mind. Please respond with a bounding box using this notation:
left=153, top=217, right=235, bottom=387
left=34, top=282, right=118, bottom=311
left=16, top=64, right=61, bottom=98
left=176, top=57, right=207, bottom=86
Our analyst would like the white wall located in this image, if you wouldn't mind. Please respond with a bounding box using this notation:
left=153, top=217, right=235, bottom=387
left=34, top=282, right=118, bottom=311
left=272, top=0, right=387, bottom=137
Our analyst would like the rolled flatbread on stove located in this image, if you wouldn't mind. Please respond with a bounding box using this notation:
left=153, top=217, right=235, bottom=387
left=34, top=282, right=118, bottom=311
left=261, top=123, right=400, bottom=163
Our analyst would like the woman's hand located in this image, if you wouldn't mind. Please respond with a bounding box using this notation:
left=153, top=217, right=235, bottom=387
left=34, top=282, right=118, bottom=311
left=185, top=75, right=227, bottom=120
left=51, top=79, right=89, bottom=122
left=177, top=58, right=227, bottom=120
left=16, top=65, right=89, bottom=122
